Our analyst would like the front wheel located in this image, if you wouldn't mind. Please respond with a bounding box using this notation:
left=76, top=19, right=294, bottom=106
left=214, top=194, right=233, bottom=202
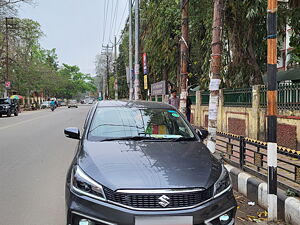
left=14, top=110, right=18, bottom=116
left=7, top=111, right=11, bottom=117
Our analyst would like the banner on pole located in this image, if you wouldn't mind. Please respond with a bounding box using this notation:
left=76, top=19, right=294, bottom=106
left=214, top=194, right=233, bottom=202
left=5, top=81, right=11, bottom=89
left=142, top=53, right=148, bottom=75
left=144, top=75, right=148, bottom=90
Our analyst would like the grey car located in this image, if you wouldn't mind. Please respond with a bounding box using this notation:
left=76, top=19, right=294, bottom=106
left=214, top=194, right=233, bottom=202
left=64, top=100, right=236, bottom=225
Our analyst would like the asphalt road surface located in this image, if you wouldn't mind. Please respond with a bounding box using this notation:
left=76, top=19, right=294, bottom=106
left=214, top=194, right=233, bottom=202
left=0, top=106, right=90, bottom=225
left=0, top=105, right=274, bottom=225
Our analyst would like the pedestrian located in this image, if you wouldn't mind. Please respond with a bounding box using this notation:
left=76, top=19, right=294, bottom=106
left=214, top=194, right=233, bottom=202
left=168, top=89, right=180, bottom=109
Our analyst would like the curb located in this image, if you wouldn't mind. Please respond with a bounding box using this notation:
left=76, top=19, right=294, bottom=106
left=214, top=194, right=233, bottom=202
left=224, top=164, right=300, bottom=225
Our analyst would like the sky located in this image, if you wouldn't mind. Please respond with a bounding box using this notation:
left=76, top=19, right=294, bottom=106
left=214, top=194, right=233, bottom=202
left=18, top=0, right=128, bottom=76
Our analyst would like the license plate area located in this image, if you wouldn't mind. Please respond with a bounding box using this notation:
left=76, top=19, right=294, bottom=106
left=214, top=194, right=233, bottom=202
left=135, top=216, right=193, bottom=225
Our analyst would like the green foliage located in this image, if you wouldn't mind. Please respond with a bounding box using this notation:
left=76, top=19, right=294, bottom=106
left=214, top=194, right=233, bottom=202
left=117, top=0, right=300, bottom=93
left=0, top=18, right=96, bottom=99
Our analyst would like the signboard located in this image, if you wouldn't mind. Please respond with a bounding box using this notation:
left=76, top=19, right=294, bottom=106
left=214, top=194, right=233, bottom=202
left=151, top=81, right=166, bottom=96
left=144, top=75, right=148, bottom=90
left=5, top=81, right=11, bottom=89
left=142, top=53, right=148, bottom=74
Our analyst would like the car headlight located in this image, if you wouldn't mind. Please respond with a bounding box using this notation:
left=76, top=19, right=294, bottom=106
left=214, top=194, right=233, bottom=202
left=213, top=165, right=231, bottom=198
left=71, top=165, right=106, bottom=201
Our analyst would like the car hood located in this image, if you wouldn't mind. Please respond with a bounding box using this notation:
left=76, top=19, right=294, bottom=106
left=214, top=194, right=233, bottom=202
left=78, top=140, right=222, bottom=191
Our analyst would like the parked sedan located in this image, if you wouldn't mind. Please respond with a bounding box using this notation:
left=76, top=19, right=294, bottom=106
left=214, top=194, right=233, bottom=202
left=68, top=100, right=78, bottom=108
left=40, top=101, right=50, bottom=109
left=64, top=100, right=236, bottom=225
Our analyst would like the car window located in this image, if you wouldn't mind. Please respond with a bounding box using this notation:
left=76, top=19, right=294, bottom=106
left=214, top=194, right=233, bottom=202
left=0, top=99, right=10, bottom=104
left=88, top=107, right=195, bottom=140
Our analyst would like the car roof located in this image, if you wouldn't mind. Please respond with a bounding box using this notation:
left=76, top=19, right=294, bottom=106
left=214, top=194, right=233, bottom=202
left=96, top=100, right=175, bottom=110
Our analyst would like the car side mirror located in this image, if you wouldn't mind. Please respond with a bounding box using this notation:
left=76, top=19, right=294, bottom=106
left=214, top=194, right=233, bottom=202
left=64, top=127, right=80, bottom=140
left=196, top=128, right=208, bottom=140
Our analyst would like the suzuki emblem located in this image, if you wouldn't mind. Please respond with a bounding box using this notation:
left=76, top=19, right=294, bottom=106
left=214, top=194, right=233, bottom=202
left=158, top=195, right=170, bottom=207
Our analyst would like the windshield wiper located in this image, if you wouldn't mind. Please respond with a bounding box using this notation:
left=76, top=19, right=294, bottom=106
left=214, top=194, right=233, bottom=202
left=171, top=137, right=196, bottom=142
left=100, top=136, right=159, bottom=142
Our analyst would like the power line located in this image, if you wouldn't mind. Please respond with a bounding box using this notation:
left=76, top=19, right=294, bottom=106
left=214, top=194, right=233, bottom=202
left=112, top=0, right=120, bottom=39
left=102, top=0, right=108, bottom=44
left=108, top=0, right=116, bottom=43
left=116, top=0, right=128, bottom=39
left=103, top=0, right=110, bottom=44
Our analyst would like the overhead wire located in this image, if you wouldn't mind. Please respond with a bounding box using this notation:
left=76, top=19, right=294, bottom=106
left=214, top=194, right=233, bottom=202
left=112, top=0, right=120, bottom=40
left=108, top=0, right=116, bottom=43
left=101, top=0, right=107, bottom=44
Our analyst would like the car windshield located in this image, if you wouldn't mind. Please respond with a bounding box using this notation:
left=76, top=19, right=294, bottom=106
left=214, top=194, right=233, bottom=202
left=88, top=107, right=195, bottom=141
left=69, top=100, right=77, bottom=103
left=0, top=99, right=10, bottom=104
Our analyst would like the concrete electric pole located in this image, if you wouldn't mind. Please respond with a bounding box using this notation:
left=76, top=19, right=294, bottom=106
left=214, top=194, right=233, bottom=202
left=3, top=17, right=15, bottom=98
left=267, top=0, right=278, bottom=222
left=128, top=0, right=133, bottom=100
left=206, top=0, right=224, bottom=153
left=134, top=0, right=140, bottom=100
left=101, top=44, right=113, bottom=100
left=114, top=36, right=118, bottom=100
left=179, top=0, right=189, bottom=114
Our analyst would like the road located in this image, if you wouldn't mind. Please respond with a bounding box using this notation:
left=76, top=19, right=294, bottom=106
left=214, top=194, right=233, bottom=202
left=0, top=106, right=271, bottom=225
left=0, top=106, right=90, bottom=225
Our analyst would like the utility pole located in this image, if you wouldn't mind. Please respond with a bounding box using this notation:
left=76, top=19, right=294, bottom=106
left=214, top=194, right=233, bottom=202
left=206, top=0, right=224, bottom=153
left=179, top=0, right=189, bottom=114
left=128, top=0, right=133, bottom=100
left=267, top=0, right=278, bottom=222
left=101, top=44, right=113, bottom=100
left=134, top=0, right=140, bottom=100
left=114, top=36, right=118, bottom=100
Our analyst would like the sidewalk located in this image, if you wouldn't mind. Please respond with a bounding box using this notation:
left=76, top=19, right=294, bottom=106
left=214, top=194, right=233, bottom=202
left=235, top=191, right=286, bottom=225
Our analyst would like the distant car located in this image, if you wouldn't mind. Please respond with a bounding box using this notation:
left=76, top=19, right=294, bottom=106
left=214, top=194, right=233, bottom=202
left=88, top=99, right=94, bottom=104
left=68, top=100, right=78, bottom=108
left=41, top=101, right=50, bottom=109
left=58, top=101, right=67, bottom=106
left=0, top=98, right=18, bottom=117
left=80, top=100, right=85, bottom=104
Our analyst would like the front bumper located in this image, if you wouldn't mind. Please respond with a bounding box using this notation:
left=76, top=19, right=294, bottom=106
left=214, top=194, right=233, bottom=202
left=0, top=108, right=9, bottom=114
left=66, top=187, right=236, bottom=225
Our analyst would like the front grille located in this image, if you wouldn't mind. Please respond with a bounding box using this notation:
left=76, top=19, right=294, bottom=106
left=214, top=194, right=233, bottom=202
left=103, top=187, right=214, bottom=209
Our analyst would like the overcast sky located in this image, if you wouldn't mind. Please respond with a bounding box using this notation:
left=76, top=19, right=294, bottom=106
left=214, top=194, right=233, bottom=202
left=19, top=0, right=128, bottom=76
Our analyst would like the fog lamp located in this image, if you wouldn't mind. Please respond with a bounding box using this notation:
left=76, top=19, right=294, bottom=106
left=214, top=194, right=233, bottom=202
left=79, top=219, right=94, bottom=225
left=219, top=214, right=230, bottom=224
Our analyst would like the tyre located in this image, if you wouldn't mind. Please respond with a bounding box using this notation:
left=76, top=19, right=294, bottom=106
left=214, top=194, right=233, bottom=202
left=7, top=111, right=11, bottom=117
left=14, top=110, right=18, bottom=116
left=68, top=106, right=70, bottom=108
left=0, top=114, right=2, bottom=117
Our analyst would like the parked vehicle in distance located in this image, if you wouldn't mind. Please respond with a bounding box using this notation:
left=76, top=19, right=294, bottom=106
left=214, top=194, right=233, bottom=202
left=41, top=101, right=50, bottom=109
left=88, top=99, right=94, bottom=104
left=64, top=100, right=236, bottom=225
left=58, top=100, right=67, bottom=106
left=68, top=100, right=78, bottom=108
left=0, top=98, right=18, bottom=117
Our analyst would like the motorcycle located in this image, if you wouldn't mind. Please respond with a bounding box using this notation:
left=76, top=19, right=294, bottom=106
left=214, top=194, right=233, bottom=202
left=50, top=105, right=56, bottom=111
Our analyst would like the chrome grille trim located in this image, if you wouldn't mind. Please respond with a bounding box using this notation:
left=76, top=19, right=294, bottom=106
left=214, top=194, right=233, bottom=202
left=116, top=188, right=205, bottom=194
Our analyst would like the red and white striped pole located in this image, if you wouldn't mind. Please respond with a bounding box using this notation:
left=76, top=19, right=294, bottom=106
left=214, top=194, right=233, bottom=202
left=267, top=0, right=278, bottom=221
